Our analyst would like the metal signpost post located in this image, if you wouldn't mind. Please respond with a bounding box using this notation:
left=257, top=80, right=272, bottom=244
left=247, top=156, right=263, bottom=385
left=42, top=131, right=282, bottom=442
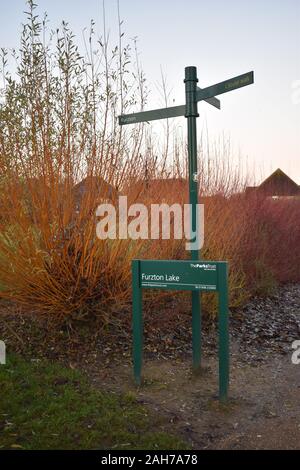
left=119, top=66, right=254, bottom=401
left=185, top=66, right=202, bottom=371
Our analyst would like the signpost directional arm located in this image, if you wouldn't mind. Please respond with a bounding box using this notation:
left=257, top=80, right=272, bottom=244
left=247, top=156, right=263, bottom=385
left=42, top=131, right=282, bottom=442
left=198, top=88, right=221, bottom=110
left=119, top=104, right=186, bottom=126
left=119, top=88, right=222, bottom=126
left=197, top=71, right=254, bottom=103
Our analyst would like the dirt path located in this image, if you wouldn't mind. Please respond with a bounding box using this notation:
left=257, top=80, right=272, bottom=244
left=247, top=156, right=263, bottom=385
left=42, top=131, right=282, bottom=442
left=86, top=284, right=300, bottom=449
left=93, top=349, right=300, bottom=449
left=72, top=283, right=300, bottom=449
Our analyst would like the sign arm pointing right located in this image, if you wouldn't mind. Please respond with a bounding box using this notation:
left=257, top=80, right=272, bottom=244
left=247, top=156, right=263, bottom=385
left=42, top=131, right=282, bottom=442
left=197, top=71, right=254, bottom=102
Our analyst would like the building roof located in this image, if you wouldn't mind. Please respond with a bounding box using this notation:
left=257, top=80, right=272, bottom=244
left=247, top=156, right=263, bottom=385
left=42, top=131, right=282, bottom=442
left=246, top=168, right=300, bottom=197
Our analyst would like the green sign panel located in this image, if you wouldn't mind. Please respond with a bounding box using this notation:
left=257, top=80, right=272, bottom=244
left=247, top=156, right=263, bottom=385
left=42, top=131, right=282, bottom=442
left=197, top=71, right=254, bottom=102
left=197, top=88, right=221, bottom=109
left=118, top=104, right=186, bottom=125
left=132, top=259, right=230, bottom=402
left=139, top=260, right=219, bottom=291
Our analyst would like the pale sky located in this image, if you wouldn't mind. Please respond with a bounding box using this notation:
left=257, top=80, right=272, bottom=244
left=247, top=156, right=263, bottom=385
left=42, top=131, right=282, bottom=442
left=0, top=0, right=299, bottom=184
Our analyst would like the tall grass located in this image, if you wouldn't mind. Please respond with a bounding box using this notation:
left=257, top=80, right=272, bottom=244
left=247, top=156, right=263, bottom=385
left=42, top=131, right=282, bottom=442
left=0, top=1, right=299, bottom=324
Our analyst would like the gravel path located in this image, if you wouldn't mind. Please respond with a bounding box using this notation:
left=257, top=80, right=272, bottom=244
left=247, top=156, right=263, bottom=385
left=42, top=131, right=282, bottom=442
left=231, top=284, right=300, bottom=362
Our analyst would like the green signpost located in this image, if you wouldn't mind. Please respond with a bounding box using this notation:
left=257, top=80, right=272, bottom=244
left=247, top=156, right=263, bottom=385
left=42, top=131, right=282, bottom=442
left=119, top=66, right=254, bottom=401
left=132, top=260, right=229, bottom=401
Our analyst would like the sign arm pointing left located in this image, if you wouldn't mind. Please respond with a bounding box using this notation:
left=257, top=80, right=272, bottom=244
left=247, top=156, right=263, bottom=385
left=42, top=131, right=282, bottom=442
left=119, top=104, right=186, bottom=126
left=119, top=93, right=220, bottom=126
